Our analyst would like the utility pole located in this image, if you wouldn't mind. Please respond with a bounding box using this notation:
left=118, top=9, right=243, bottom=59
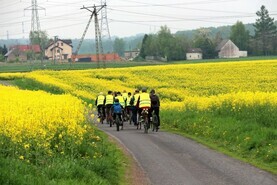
left=75, top=4, right=106, bottom=68
left=53, top=36, right=58, bottom=64
left=6, top=31, right=9, bottom=40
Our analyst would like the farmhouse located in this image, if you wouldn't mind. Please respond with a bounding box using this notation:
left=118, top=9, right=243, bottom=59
left=186, top=48, right=203, bottom=60
left=216, top=39, right=247, bottom=58
left=5, top=45, right=41, bottom=62
left=45, top=39, right=73, bottom=60
left=124, top=50, right=140, bottom=60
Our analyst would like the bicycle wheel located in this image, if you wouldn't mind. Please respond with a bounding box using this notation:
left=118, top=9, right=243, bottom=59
left=116, top=115, right=120, bottom=131
left=152, top=114, right=158, bottom=132
left=144, top=116, right=148, bottom=134
left=129, top=110, right=132, bottom=125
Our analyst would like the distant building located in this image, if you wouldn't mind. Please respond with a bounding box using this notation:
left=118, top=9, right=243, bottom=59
left=124, top=50, right=140, bottom=60
left=186, top=48, right=203, bottom=60
left=45, top=39, right=73, bottom=60
left=216, top=39, right=247, bottom=58
left=5, top=45, right=41, bottom=62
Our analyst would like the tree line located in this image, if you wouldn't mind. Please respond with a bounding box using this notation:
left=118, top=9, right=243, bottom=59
left=136, top=5, right=277, bottom=60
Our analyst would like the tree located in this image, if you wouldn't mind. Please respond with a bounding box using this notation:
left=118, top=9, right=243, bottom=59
left=113, top=37, right=125, bottom=57
left=29, top=30, right=49, bottom=59
left=254, top=5, right=277, bottom=55
left=157, top=25, right=174, bottom=60
left=139, top=34, right=148, bottom=58
left=3, top=45, right=7, bottom=55
left=193, top=28, right=216, bottom=59
left=230, top=21, right=250, bottom=51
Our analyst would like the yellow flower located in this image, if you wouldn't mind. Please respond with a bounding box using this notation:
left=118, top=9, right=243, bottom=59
left=19, top=155, right=24, bottom=160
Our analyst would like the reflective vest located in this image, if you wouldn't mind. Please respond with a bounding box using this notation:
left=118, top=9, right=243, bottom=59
left=117, top=96, right=125, bottom=107
left=126, top=96, right=132, bottom=106
left=134, top=94, right=140, bottom=106
left=122, top=93, right=128, bottom=101
left=97, top=95, right=105, bottom=106
left=139, top=93, right=151, bottom=108
left=105, top=94, right=114, bottom=105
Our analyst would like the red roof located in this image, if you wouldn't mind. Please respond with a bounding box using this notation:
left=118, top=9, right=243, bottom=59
left=10, top=45, right=41, bottom=53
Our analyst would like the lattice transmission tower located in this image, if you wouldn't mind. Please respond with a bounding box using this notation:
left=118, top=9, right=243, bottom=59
left=74, top=4, right=106, bottom=68
left=24, top=0, right=45, bottom=61
left=100, top=0, right=113, bottom=54
left=24, top=0, right=45, bottom=32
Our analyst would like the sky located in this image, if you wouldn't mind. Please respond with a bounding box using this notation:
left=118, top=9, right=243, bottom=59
left=0, top=0, right=277, bottom=40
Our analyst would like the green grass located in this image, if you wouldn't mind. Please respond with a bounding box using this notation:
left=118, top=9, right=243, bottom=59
left=0, top=56, right=276, bottom=73
left=0, top=128, right=126, bottom=185
left=161, top=109, right=277, bottom=174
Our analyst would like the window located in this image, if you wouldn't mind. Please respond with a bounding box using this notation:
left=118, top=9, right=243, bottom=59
left=61, top=43, right=63, bottom=46
left=57, top=49, right=60, bottom=53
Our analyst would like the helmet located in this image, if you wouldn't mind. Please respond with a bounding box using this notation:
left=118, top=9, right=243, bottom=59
left=141, top=87, right=147, bottom=92
left=99, top=92, right=103, bottom=95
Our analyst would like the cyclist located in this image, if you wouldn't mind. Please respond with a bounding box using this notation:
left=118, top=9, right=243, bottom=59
left=137, top=88, right=151, bottom=128
left=122, top=90, right=128, bottom=103
left=131, top=89, right=140, bottom=125
left=125, top=92, right=133, bottom=122
left=111, top=98, right=123, bottom=124
left=105, top=90, right=114, bottom=123
left=95, top=92, right=105, bottom=118
left=149, top=89, right=160, bottom=130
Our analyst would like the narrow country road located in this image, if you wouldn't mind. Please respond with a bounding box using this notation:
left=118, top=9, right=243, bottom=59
left=98, top=122, right=277, bottom=185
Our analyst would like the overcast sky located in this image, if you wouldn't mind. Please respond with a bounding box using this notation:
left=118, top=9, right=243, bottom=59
left=0, top=0, right=277, bottom=40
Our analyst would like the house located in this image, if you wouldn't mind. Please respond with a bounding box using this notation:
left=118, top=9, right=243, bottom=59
left=45, top=39, right=73, bottom=60
left=5, top=45, right=41, bottom=62
left=124, top=50, right=140, bottom=60
left=186, top=48, right=203, bottom=60
left=72, top=53, right=121, bottom=62
left=216, top=39, right=247, bottom=58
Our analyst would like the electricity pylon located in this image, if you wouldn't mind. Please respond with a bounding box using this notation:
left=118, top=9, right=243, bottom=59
left=24, top=0, right=45, bottom=61
left=24, top=0, right=45, bottom=32
left=100, top=0, right=113, bottom=54
left=74, top=4, right=106, bottom=68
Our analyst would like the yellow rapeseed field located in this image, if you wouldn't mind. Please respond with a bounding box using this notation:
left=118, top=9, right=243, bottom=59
left=0, top=85, right=96, bottom=161
left=1, top=60, right=275, bottom=111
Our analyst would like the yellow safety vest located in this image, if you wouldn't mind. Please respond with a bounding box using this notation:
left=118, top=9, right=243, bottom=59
left=134, top=94, right=140, bottom=106
left=117, top=96, right=125, bottom=107
left=139, top=93, right=151, bottom=108
left=97, top=95, right=105, bottom=106
left=126, top=96, right=132, bottom=106
left=105, top=94, right=114, bottom=105
left=122, top=93, right=128, bottom=101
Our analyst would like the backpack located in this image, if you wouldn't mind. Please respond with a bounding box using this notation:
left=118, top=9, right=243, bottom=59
left=113, top=104, right=122, bottom=113
left=151, top=95, right=159, bottom=106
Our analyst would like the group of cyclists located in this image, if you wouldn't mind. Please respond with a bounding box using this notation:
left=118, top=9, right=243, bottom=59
left=95, top=88, right=160, bottom=131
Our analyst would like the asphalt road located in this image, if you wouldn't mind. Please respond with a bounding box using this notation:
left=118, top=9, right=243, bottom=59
left=98, top=122, right=277, bottom=185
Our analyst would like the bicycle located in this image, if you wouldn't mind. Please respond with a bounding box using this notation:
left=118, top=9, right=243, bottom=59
left=115, top=114, right=123, bottom=131
left=99, top=107, right=105, bottom=124
left=151, top=109, right=159, bottom=132
left=106, top=106, right=113, bottom=127
left=140, top=108, right=149, bottom=133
